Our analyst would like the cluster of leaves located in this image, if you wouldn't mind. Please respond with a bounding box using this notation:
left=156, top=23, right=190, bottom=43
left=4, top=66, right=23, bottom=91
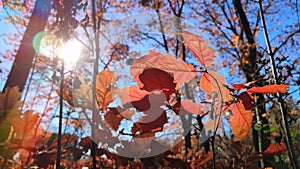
left=1, top=0, right=299, bottom=167
left=0, top=29, right=293, bottom=168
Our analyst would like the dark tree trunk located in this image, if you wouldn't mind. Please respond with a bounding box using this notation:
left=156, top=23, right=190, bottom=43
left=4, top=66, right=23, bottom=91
left=3, top=0, right=52, bottom=93
left=0, top=0, right=52, bottom=164
left=233, top=0, right=272, bottom=167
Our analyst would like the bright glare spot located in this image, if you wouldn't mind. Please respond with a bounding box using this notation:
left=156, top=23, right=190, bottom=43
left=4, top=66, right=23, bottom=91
left=58, top=40, right=82, bottom=64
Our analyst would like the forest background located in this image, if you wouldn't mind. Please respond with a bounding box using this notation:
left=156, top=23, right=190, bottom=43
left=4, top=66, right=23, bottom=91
left=0, top=0, right=300, bottom=168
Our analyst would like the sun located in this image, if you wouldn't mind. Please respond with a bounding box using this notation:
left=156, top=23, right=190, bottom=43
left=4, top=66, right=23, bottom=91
left=58, top=39, right=82, bottom=64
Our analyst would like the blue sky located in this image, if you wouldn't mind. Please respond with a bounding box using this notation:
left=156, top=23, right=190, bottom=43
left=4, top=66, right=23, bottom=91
left=0, top=8, right=20, bottom=90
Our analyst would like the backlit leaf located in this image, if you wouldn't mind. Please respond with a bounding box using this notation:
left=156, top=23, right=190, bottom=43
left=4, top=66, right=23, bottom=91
left=10, top=110, right=39, bottom=138
left=173, top=100, right=202, bottom=115
left=182, top=31, right=215, bottom=67
left=131, top=50, right=196, bottom=87
left=96, top=69, right=117, bottom=110
left=200, top=71, right=230, bottom=102
left=0, top=86, right=22, bottom=125
left=104, top=108, right=124, bottom=131
left=73, top=75, right=94, bottom=110
left=139, top=68, right=176, bottom=98
left=232, top=81, right=256, bottom=90
left=115, top=86, right=149, bottom=105
left=247, top=84, right=289, bottom=94
left=232, top=84, right=244, bottom=90
left=132, top=111, right=167, bottom=135
left=226, top=102, right=253, bottom=141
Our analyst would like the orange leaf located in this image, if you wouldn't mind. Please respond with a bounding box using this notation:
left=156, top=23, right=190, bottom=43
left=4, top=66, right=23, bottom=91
left=10, top=110, right=39, bottom=138
left=115, top=86, right=150, bottom=105
left=232, top=81, right=256, bottom=90
left=226, top=102, right=253, bottom=141
left=96, top=69, right=116, bottom=110
left=200, top=73, right=214, bottom=93
left=182, top=31, right=215, bottom=67
left=0, top=86, right=22, bottom=124
left=264, top=142, right=286, bottom=156
left=130, top=50, right=196, bottom=87
left=232, top=84, right=244, bottom=90
left=247, top=84, right=289, bottom=94
left=200, top=71, right=231, bottom=102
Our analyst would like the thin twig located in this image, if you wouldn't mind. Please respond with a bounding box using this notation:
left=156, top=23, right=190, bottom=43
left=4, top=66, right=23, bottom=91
left=258, top=1, right=298, bottom=168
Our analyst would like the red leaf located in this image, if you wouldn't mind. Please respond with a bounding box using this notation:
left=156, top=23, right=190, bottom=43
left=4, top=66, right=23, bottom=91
left=247, top=84, right=289, bottom=94
left=79, top=137, right=93, bottom=152
left=115, top=86, right=151, bottom=111
left=129, top=95, right=151, bottom=112
left=232, top=81, right=256, bottom=90
left=104, top=108, right=123, bottom=131
left=264, top=142, right=286, bottom=156
left=116, top=86, right=150, bottom=105
left=182, top=31, right=215, bottom=67
left=226, top=102, right=253, bottom=141
left=237, top=92, right=253, bottom=110
left=232, top=84, right=244, bottom=90
left=141, top=91, right=167, bottom=123
left=119, top=87, right=168, bottom=118
left=139, top=68, right=176, bottom=98
left=173, top=100, right=202, bottom=115
left=131, top=50, right=196, bottom=87
left=132, top=111, right=167, bottom=135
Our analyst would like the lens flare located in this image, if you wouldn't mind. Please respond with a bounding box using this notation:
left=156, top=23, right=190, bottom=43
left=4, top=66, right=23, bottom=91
left=58, top=40, right=82, bottom=64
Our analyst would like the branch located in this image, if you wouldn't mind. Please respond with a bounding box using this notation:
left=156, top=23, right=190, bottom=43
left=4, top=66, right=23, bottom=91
left=156, top=10, right=169, bottom=53
left=273, top=30, right=300, bottom=54
left=233, top=0, right=254, bottom=44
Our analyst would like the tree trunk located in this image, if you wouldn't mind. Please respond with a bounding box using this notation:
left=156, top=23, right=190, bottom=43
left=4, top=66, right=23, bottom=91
left=0, top=0, right=52, bottom=164
left=3, top=0, right=52, bottom=93
left=233, top=0, right=272, bottom=167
